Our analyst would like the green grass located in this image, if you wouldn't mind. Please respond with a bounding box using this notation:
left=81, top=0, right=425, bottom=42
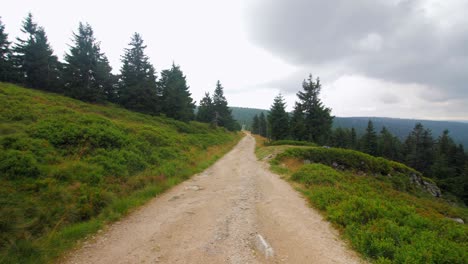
left=258, top=143, right=468, bottom=264
left=0, top=82, right=242, bottom=263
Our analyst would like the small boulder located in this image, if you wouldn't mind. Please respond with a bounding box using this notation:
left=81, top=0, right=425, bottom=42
left=449, top=218, right=465, bottom=224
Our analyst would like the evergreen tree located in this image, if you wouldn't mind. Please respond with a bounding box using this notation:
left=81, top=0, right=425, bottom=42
left=268, top=94, right=289, bottom=140
left=211, top=80, right=238, bottom=130
left=350, top=127, right=357, bottom=149
left=160, top=63, right=195, bottom=121
left=403, top=123, right=434, bottom=175
left=119, top=33, right=158, bottom=113
left=251, top=114, right=260, bottom=134
left=360, top=120, right=378, bottom=155
left=197, top=92, right=214, bottom=123
left=0, top=17, right=14, bottom=82
left=429, top=130, right=468, bottom=202
left=258, top=112, right=267, bottom=137
left=296, top=74, right=333, bottom=143
left=13, top=13, right=62, bottom=91
left=378, top=126, right=402, bottom=161
left=290, top=102, right=306, bottom=141
left=331, top=128, right=349, bottom=148
left=63, top=22, right=114, bottom=102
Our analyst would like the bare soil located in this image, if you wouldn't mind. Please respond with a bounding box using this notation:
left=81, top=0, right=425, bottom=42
left=63, top=134, right=363, bottom=264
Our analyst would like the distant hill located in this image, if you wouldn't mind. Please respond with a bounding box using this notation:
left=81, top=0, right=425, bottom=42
left=230, top=107, right=468, bottom=147
left=230, top=106, right=269, bottom=127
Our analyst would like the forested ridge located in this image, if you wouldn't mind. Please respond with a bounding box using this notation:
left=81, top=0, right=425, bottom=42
left=0, top=13, right=239, bottom=131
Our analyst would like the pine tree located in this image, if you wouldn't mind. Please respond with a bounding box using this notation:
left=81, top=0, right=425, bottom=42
left=197, top=92, right=214, bottom=123
left=251, top=114, right=260, bottom=134
left=258, top=112, right=267, bottom=137
left=296, top=74, right=333, bottom=144
left=0, top=17, right=14, bottom=82
left=211, top=80, right=238, bottom=130
left=360, top=120, right=378, bottom=155
left=13, top=13, right=62, bottom=91
left=160, top=63, right=195, bottom=121
left=268, top=94, right=289, bottom=140
left=119, top=33, right=158, bottom=113
left=290, top=102, right=306, bottom=141
left=63, top=22, right=114, bottom=102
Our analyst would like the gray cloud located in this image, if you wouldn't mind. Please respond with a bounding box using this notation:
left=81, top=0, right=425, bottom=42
left=246, top=0, right=468, bottom=100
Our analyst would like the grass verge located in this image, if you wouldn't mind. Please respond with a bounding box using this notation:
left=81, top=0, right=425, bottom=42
left=256, top=142, right=468, bottom=264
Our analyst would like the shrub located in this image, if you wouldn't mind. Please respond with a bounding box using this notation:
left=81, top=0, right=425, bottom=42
left=0, top=150, right=41, bottom=179
left=291, top=164, right=343, bottom=187
left=266, top=140, right=317, bottom=147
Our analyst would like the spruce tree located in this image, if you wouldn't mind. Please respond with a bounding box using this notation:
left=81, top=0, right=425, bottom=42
left=0, top=17, right=14, bottom=82
left=258, top=112, right=267, bottom=137
left=119, top=33, right=158, bottom=113
left=331, top=128, right=349, bottom=148
left=251, top=114, right=260, bottom=134
left=350, top=127, right=357, bottom=149
left=268, top=94, right=289, bottom=140
left=290, top=102, right=306, bottom=141
left=212, top=80, right=238, bottom=130
left=403, top=123, right=434, bottom=175
left=13, top=13, right=62, bottom=91
left=296, top=74, right=333, bottom=143
left=378, top=126, right=402, bottom=161
left=360, top=120, right=378, bottom=155
left=160, top=63, right=195, bottom=121
left=197, top=92, right=215, bottom=123
left=63, top=22, right=114, bottom=102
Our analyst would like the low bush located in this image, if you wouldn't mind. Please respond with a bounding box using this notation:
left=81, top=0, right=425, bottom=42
left=265, top=139, right=317, bottom=147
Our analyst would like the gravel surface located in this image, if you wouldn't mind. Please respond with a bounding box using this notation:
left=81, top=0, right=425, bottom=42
left=63, top=134, right=363, bottom=264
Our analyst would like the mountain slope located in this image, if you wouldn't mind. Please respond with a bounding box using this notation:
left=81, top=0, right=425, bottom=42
left=0, top=82, right=241, bottom=263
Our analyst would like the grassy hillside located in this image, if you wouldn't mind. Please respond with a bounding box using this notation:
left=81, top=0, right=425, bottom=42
left=0, top=82, right=241, bottom=263
left=255, top=137, right=467, bottom=264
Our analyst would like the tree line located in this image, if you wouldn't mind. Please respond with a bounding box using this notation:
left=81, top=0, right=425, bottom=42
left=252, top=74, right=467, bottom=204
left=0, top=13, right=238, bottom=129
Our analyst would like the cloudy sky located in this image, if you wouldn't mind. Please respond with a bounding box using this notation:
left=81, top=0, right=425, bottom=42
left=2, top=0, right=467, bottom=120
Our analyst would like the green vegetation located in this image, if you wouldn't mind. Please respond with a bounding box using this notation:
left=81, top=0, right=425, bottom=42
left=0, top=83, right=241, bottom=263
left=230, top=106, right=268, bottom=129
left=0, top=13, right=240, bottom=131
left=196, top=81, right=240, bottom=131
left=265, top=140, right=317, bottom=147
left=258, top=142, right=468, bottom=264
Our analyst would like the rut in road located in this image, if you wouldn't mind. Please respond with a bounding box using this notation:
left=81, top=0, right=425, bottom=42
left=64, top=134, right=363, bottom=264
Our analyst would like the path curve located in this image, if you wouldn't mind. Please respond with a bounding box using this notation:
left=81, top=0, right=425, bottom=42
left=63, top=134, right=363, bottom=264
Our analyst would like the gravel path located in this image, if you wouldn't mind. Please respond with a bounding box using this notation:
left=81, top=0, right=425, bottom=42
left=63, top=134, right=363, bottom=264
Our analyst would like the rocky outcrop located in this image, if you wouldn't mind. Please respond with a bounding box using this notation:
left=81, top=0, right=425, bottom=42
left=410, top=173, right=442, bottom=197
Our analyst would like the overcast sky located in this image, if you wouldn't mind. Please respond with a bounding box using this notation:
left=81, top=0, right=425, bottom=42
left=2, top=0, right=467, bottom=120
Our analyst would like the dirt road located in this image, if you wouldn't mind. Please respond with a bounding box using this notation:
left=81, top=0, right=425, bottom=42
left=64, top=134, right=362, bottom=264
